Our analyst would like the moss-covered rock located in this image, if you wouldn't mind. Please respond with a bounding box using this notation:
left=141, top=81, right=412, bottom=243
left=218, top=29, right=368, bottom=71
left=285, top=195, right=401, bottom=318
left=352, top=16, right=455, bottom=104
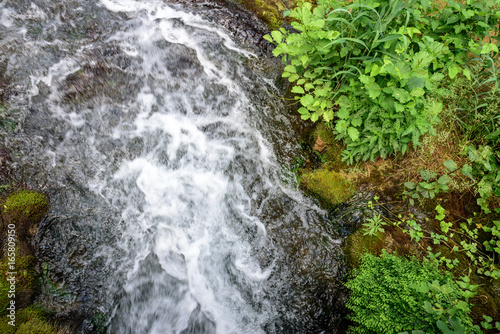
left=300, top=169, right=354, bottom=207
left=3, top=190, right=48, bottom=227
left=346, top=224, right=419, bottom=269
left=309, top=123, right=348, bottom=172
left=0, top=254, right=38, bottom=318
left=235, top=0, right=285, bottom=29
left=346, top=229, right=385, bottom=268
left=0, top=257, right=55, bottom=334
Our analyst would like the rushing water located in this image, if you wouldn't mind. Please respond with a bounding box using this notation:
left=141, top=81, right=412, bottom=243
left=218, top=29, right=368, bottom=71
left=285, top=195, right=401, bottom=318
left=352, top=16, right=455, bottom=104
left=0, top=0, right=348, bottom=332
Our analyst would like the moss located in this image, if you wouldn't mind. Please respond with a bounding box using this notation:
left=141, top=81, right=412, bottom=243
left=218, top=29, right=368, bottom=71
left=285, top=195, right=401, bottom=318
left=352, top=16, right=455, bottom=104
left=3, top=190, right=48, bottom=227
left=346, top=229, right=385, bottom=268
left=236, top=0, right=284, bottom=29
left=14, top=316, right=56, bottom=334
left=90, top=311, right=108, bottom=334
left=0, top=253, right=38, bottom=315
left=0, top=321, right=16, bottom=334
left=0, top=302, right=56, bottom=333
left=346, top=224, right=420, bottom=269
left=310, top=123, right=348, bottom=172
left=311, top=123, right=336, bottom=145
left=300, top=169, right=354, bottom=207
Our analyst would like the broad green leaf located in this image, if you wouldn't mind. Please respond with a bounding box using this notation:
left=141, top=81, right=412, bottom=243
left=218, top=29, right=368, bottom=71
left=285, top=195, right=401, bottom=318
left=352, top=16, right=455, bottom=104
left=300, top=55, right=309, bottom=66
left=370, top=64, right=381, bottom=77
left=304, top=83, right=314, bottom=91
left=431, top=20, right=440, bottom=31
left=271, top=30, right=283, bottom=43
left=461, top=164, right=474, bottom=180
left=402, top=125, right=415, bottom=136
left=462, top=67, right=471, bottom=80
left=348, top=127, right=360, bottom=141
left=284, top=65, right=296, bottom=73
left=311, top=112, right=319, bottom=122
left=288, top=73, right=299, bottom=82
left=405, top=182, right=416, bottom=189
left=481, top=43, right=499, bottom=54
left=407, top=77, right=425, bottom=91
left=337, top=108, right=350, bottom=119
left=309, top=19, right=325, bottom=29
left=448, top=64, right=462, bottom=79
left=291, top=86, right=305, bottom=94
left=394, top=102, right=405, bottom=113
left=323, top=110, right=334, bottom=122
left=335, top=120, right=348, bottom=133
left=437, top=175, right=451, bottom=185
left=419, top=181, right=434, bottom=190
left=351, top=117, right=362, bottom=127
left=300, top=94, right=314, bottom=107
left=366, top=82, right=381, bottom=99
left=391, top=88, right=411, bottom=103
left=359, top=75, right=372, bottom=85
left=404, top=27, right=421, bottom=39
left=420, top=169, right=437, bottom=181
left=461, top=9, right=474, bottom=19
left=444, top=159, right=457, bottom=172
left=412, top=51, right=433, bottom=70
left=410, top=87, right=425, bottom=97
left=298, top=107, right=309, bottom=115
left=427, top=101, right=443, bottom=115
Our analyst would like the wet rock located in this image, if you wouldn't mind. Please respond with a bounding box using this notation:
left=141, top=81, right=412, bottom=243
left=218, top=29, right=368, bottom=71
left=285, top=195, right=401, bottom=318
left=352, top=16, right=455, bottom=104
left=164, top=0, right=275, bottom=54
left=0, top=147, right=11, bottom=165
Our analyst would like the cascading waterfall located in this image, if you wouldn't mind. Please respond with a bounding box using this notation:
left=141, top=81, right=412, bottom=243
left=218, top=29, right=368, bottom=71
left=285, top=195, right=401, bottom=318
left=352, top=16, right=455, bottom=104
left=0, top=0, right=347, bottom=333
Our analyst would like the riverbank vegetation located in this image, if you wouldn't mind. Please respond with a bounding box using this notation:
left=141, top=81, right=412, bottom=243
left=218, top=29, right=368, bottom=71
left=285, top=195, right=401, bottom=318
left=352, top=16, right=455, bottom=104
left=0, top=189, right=73, bottom=333
left=265, top=0, right=500, bottom=332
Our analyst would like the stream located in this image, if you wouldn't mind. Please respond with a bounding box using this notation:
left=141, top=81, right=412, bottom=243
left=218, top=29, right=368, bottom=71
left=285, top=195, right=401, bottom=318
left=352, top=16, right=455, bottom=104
left=0, top=0, right=349, bottom=332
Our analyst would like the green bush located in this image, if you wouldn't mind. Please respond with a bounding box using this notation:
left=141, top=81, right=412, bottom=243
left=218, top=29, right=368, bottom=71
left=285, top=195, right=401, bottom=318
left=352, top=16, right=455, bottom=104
left=264, top=0, right=499, bottom=163
left=345, top=251, right=474, bottom=334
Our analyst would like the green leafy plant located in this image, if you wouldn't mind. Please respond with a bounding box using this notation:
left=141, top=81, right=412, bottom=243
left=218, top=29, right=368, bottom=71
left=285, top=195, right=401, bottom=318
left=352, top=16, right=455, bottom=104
left=404, top=169, right=452, bottom=203
left=264, top=0, right=499, bottom=163
left=403, top=314, right=500, bottom=334
left=345, top=251, right=474, bottom=334
left=396, top=205, right=500, bottom=279
left=362, top=213, right=387, bottom=236
left=461, top=145, right=500, bottom=213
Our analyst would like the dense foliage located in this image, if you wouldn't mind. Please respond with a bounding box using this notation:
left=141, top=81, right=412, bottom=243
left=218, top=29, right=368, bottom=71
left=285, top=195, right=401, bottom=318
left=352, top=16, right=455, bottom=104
left=264, top=0, right=499, bottom=163
left=345, top=251, right=475, bottom=334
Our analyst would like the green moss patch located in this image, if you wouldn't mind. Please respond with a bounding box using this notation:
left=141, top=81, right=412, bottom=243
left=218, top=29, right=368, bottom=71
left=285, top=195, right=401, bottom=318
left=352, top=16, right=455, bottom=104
left=14, top=316, right=55, bottom=334
left=0, top=254, right=38, bottom=315
left=236, top=0, right=285, bottom=29
left=3, top=191, right=48, bottom=227
left=0, top=257, right=55, bottom=334
left=300, top=169, right=354, bottom=207
left=346, top=224, right=419, bottom=269
left=346, top=229, right=385, bottom=268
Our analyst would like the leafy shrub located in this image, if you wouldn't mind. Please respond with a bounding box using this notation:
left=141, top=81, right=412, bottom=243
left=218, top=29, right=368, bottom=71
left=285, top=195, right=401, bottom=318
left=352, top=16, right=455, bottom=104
left=345, top=251, right=474, bottom=334
left=442, top=55, right=500, bottom=213
left=264, top=0, right=499, bottom=163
